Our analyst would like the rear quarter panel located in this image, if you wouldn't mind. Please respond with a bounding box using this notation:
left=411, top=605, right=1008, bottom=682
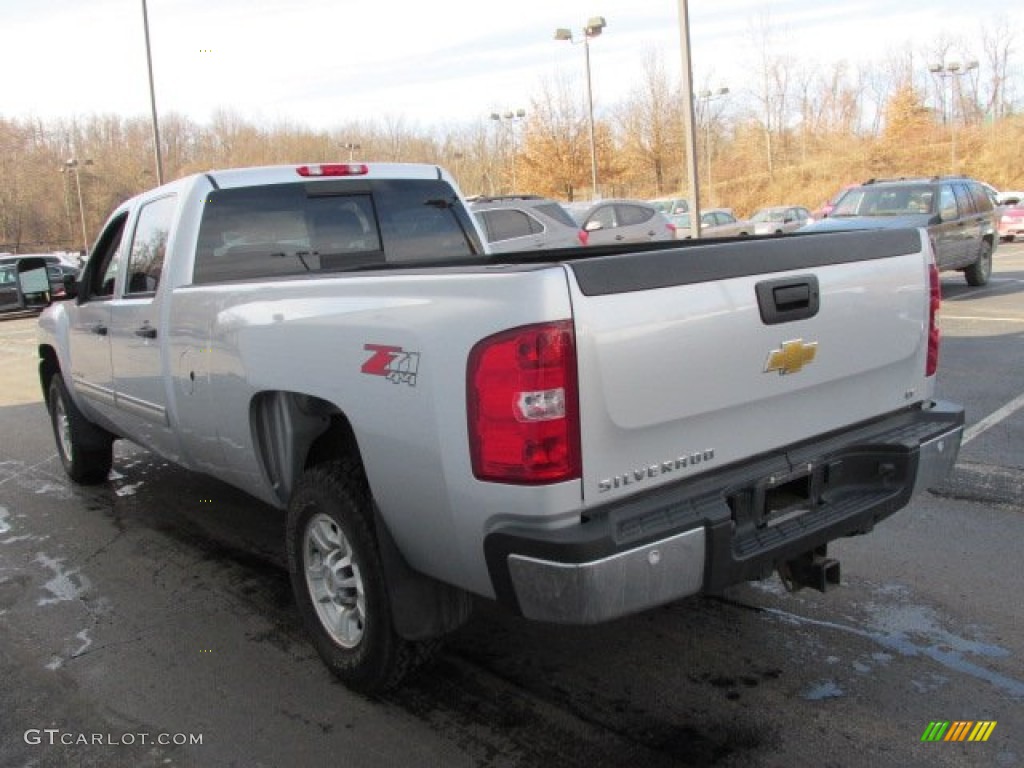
left=168, top=266, right=583, bottom=598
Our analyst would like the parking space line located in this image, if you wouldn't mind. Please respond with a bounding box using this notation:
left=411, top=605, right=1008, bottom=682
left=962, top=391, right=1024, bottom=446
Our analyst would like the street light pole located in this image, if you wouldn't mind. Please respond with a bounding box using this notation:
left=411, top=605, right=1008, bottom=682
left=675, top=0, right=702, bottom=237
left=555, top=17, right=607, bottom=200
left=929, top=61, right=978, bottom=174
left=698, top=87, right=729, bottom=208
left=489, top=109, right=526, bottom=191
left=141, top=0, right=164, bottom=185
left=65, top=159, right=93, bottom=253
left=343, top=142, right=361, bottom=161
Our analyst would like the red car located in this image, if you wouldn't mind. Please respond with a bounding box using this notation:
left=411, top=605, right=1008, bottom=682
left=998, top=202, right=1024, bottom=242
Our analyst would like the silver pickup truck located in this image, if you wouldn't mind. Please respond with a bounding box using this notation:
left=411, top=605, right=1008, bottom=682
left=38, top=163, right=964, bottom=692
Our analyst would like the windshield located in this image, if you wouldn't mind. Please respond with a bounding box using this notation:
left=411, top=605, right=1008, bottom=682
left=650, top=199, right=688, bottom=215
left=832, top=185, right=935, bottom=217
left=751, top=209, right=784, bottom=223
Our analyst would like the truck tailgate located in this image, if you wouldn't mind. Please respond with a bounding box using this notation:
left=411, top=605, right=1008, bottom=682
left=567, top=229, right=932, bottom=504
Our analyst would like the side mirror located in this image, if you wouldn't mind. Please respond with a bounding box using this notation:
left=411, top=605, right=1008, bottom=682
left=584, top=220, right=604, bottom=232
left=62, top=274, right=79, bottom=300
left=16, top=257, right=52, bottom=309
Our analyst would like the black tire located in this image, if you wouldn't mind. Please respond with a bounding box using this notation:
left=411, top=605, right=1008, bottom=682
left=286, top=459, right=436, bottom=694
left=964, top=240, right=993, bottom=287
left=48, top=373, right=113, bottom=485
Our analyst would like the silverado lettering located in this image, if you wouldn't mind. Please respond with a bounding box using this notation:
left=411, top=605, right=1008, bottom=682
left=598, top=449, right=717, bottom=492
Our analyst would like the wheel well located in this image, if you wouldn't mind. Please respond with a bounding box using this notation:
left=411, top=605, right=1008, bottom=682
left=39, top=345, right=60, bottom=407
left=249, top=391, right=362, bottom=507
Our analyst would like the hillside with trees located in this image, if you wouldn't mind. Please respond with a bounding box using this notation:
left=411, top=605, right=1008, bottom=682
left=2, top=30, right=1021, bottom=255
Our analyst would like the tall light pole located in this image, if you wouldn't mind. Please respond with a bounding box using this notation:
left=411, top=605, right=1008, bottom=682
left=343, top=141, right=361, bottom=161
left=698, top=87, right=729, bottom=208
left=929, top=61, right=978, bottom=173
left=141, top=0, right=164, bottom=184
left=489, top=109, right=526, bottom=192
left=555, top=17, right=606, bottom=200
left=675, top=1, right=702, bottom=237
left=63, top=159, right=93, bottom=253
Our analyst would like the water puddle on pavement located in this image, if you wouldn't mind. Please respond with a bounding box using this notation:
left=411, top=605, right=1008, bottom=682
left=762, top=587, right=1024, bottom=700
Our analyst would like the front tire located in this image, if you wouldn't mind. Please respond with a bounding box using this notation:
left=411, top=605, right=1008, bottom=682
left=964, top=240, right=993, bottom=286
left=286, top=460, right=436, bottom=693
left=48, top=373, right=113, bottom=484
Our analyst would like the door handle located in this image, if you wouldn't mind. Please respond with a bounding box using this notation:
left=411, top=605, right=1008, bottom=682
left=91, top=324, right=108, bottom=336
left=134, top=325, right=158, bottom=339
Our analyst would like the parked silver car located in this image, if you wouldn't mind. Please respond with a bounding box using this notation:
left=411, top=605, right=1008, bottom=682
left=671, top=208, right=751, bottom=239
left=750, top=205, right=811, bottom=235
left=649, top=197, right=690, bottom=216
left=566, top=199, right=676, bottom=245
left=469, top=195, right=586, bottom=253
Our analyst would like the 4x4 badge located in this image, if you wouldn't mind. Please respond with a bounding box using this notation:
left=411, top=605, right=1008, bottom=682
left=362, top=344, right=420, bottom=386
left=764, top=340, right=818, bottom=375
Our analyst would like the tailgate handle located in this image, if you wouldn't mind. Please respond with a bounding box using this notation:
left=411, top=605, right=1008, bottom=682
left=756, top=275, right=820, bottom=325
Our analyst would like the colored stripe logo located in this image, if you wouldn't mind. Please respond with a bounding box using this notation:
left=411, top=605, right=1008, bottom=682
left=921, top=721, right=997, bottom=742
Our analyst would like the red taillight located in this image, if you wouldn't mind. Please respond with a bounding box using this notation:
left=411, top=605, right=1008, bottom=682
left=577, top=229, right=589, bottom=247
left=926, top=262, right=941, bottom=377
left=296, top=163, right=369, bottom=177
left=467, top=321, right=581, bottom=484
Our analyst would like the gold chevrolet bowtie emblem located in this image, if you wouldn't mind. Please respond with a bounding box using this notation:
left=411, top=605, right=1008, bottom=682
left=764, top=339, right=818, bottom=375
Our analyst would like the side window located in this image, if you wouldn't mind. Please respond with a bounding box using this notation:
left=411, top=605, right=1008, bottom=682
left=617, top=205, right=654, bottom=227
left=125, top=195, right=177, bottom=296
left=939, top=186, right=958, bottom=222
left=588, top=205, right=616, bottom=230
left=969, top=183, right=994, bottom=212
left=535, top=203, right=577, bottom=228
left=84, top=213, right=129, bottom=300
left=479, top=209, right=535, bottom=242
left=952, top=184, right=975, bottom=217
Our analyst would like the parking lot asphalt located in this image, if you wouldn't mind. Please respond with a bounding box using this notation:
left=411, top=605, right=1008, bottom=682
left=1, top=242, right=1022, bottom=768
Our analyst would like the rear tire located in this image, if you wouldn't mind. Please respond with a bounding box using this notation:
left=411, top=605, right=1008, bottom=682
left=964, top=240, right=992, bottom=286
left=286, top=460, right=437, bottom=694
left=48, top=373, right=113, bottom=484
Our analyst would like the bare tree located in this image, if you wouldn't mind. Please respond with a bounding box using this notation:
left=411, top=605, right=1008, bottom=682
left=981, top=17, right=1015, bottom=119
left=519, top=74, right=591, bottom=201
left=747, top=11, right=794, bottom=178
left=613, top=50, right=683, bottom=196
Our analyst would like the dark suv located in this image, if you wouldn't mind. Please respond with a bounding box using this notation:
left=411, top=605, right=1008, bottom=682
left=802, top=176, right=998, bottom=286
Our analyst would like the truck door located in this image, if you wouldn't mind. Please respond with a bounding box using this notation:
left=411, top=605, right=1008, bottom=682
left=953, top=182, right=982, bottom=265
left=933, top=183, right=964, bottom=269
left=67, top=213, right=128, bottom=427
left=108, top=193, right=181, bottom=460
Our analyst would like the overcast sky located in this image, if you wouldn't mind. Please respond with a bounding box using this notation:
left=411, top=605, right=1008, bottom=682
left=6, top=0, right=1022, bottom=131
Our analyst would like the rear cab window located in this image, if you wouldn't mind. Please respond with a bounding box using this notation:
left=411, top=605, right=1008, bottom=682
left=193, top=179, right=482, bottom=284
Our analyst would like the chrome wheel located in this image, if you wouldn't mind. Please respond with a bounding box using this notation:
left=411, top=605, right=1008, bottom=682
left=303, top=512, right=366, bottom=649
left=54, top=394, right=73, bottom=462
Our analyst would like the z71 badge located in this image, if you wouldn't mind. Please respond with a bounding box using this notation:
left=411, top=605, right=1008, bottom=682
left=361, top=344, right=421, bottom=386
